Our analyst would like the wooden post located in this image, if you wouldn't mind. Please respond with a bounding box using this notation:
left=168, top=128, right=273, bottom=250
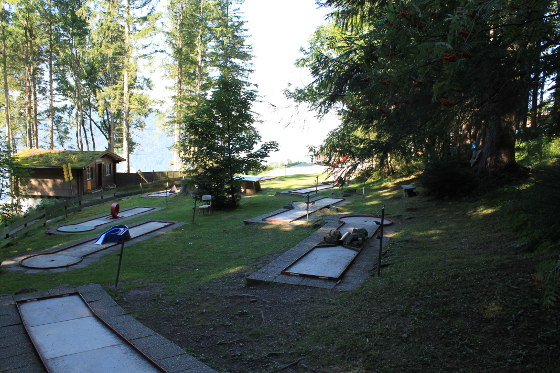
left=192, top=197, right=197, bottom=225
left=377, top=206, right=385, bottom=277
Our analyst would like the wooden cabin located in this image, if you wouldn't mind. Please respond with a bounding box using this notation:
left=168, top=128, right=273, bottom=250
left=15, top=149, right=126, bottom=197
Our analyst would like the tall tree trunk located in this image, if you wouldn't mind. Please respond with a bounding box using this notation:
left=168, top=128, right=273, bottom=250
left=108, top=109, right=115, bottom=151
left=77, top=88, right=85, bottom=150
left=552, top=70, right=560, bottom=130
left=474, top=109, right=517, bottom=174
left=173, top=59, right=182, bottom=170
left=69, top=33, right=85, bottom=152
left=122, top=0, right=131, bottom=172
left=1, top=24, right=12, bottom=153
left=75, top=108, right=83, bottom=150
left=32, top=69, right=38, bottom=148
left=123, top=66, right=130, bottom=171
left=82, top=118, right=89, bottom=150
left=195, top=0, right=204, bottom=96
left=48, top=8, right=54, bottom=150
left=89, top=103, right=96, bottom=150
left=530, top=71, right=539, bottom=127
left=25, top=66, right=33, bottom=148
left=172, top=3, right=184, bottom=172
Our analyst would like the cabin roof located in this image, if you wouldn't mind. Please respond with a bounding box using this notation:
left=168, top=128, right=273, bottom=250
left=15, top=149, right=126, bottom=168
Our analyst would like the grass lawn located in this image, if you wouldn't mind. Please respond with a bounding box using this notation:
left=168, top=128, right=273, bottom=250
left=1, top=167, right=558, bottom=372
left=0, top=173, right=326, bottom=294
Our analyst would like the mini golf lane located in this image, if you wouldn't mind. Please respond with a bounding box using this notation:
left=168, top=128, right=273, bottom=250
left=17, top=294, right=162, bottom=372
left=21, top=221, right=175, bottom=269
left=338, top=215, right=392, bottom=237
left=144, top=191, right=176, bottom=198
left=281, top=215, right=393, bottom=280
left=263, top=197, right=344, bottom=223
left=285, top=183, right=335, bottom=195
left=57, top=206, right=156, bottom=233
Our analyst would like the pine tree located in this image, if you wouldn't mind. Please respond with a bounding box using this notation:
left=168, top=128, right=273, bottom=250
left=167, top=0, right=218, bottom=170
left=0, top=4, right=14, bottom=152
left=180, top=0, right=277, bottom=208
left=291, top=0, right=560, bottom=175
left=12, top=0, right=46, bottom=149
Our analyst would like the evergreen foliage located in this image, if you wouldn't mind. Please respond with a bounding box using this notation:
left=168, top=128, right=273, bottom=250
left=0, top=136, right=26, bottom=222
left=179, top=1, right=277, bottom=209
left=166, top=0, right=220, bottom=169
left=290, top=0, right=560, bottom=177
left=1, top=0, right=156, bottom=166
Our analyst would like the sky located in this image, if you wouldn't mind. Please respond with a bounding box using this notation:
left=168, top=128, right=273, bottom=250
left=239, top=0, right=339, bottom=164
left=127, top=0, right=339, bottom=171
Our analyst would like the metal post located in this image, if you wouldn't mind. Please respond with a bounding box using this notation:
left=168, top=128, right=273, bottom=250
left=192, top=197, right=197, bottom=224
left=165, top=181, right=169, bottom=208
left=115, top=239, right=125, bottom=288
left=315, top=176, right=318, bottom=194
left=306, top=194, right=310, bottom=221
left=377, top=206, right=385, bottom=277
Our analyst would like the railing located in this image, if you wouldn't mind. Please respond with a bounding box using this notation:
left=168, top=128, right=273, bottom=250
left=1, top=177, right=184, bottom=248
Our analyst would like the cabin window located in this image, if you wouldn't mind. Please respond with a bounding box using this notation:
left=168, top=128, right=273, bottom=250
left=86, top=167, right=92, bottom=180
left=105, top=163, right=111, bottom=176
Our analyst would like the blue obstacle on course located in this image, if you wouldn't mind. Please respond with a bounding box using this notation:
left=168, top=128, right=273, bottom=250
left=94, top=225, right=131, bottom=245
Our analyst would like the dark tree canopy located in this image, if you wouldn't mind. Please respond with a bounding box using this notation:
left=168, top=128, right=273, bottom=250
left=290, top=0, right=560, bottom=175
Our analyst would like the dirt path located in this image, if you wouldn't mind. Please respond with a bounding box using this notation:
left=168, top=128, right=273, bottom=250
left=117, top=268, right=338, bottom=373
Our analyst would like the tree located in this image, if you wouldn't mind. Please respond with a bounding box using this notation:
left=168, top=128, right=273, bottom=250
left=0, top=3, right=15, bottom=152
left=89, top=0, right=125, bottom=153
left=88, top=0, right=156, bottom=170
left=166, top=0, right=218, bottom=170
left=12, top=0, right=46, bottom=149
left=55, top=0, right=92, bottom=151
left=0, top=135, right=26, bottom=222
left=180, top=0, right=277, bottom=208
left=290, top=0, right=560, bottom=175
left=120, top=0, right=157, bottom=172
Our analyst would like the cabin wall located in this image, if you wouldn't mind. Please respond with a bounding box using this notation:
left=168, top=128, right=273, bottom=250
left=20, top=168, right=81, bottom=197
left=83, top=159, right=117, bottom=193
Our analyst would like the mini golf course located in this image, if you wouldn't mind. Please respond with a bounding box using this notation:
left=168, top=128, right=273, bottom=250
left=281, top=183, right=335, bottom=195
left=247, top=214, right=395, bottom=289
left=2, top=284, right=217, bottom=373
left=281, top=215, right=393, bottom=280
left=2, top=220, right=179, bottom=271
left=262, top=197, right=344, bottom=223
left=17, top=294, right=162, bottom=372
left=143, top=185, right=180, bottom=198
left=55, top=206, right=157, bottom=233
left=143, top=191, right=177, bottom=198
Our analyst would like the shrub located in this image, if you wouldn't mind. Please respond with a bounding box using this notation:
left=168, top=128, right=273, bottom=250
left=193, top=167, right=241, bottom=209
left=420, top=159, right=479, bottom=198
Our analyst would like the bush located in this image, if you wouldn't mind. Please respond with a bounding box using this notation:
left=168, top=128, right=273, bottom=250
left=193, top=167, right=241, bottom=209
left=420, top=159, right=479, bottom=198
left=516, top=137, right=560, bottom=166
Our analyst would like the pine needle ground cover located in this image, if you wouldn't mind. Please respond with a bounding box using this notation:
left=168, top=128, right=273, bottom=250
left=1, top=169, right=558, bottom=372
